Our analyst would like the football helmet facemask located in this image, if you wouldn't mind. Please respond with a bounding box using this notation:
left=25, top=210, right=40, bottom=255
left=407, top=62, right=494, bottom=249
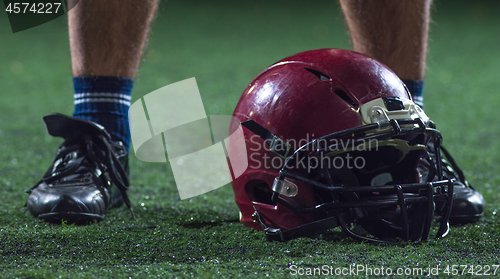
left=228, top=49, right=454, bottom=243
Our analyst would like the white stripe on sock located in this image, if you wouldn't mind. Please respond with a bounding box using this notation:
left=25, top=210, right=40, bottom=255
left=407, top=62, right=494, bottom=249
left=74, top=93, right=131, bottom=100
left=74, top=98, right=131, bottom=106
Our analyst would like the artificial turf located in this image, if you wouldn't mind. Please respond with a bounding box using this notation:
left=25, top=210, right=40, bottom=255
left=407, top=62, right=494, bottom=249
left=1, top=0, right=499, bottom=278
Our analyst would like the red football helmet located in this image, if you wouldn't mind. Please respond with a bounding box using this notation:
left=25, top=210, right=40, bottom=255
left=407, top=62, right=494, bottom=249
left=228, top=49, right=454, bottom=242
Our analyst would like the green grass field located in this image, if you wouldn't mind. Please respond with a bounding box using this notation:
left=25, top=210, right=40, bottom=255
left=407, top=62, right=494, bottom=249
left=1, top=0, right=499, bottom=278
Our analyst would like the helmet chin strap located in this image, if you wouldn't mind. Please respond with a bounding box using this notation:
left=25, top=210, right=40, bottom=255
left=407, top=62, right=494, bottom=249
left=252, top=207, right=345, bottom=242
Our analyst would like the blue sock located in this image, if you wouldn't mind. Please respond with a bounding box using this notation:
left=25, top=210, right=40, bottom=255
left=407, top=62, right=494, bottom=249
left=73, top=76, right=133, bottom=151
left=402, top=79, right=424, bottom=109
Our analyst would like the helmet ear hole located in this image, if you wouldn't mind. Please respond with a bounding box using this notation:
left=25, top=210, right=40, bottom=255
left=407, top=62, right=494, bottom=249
left=244, top=180, right=276, bottom=205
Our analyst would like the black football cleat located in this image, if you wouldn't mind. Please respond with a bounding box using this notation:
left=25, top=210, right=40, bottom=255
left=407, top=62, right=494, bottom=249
left=26, top=113, right=134, bottom=223
left=439, top=146, right=485, bottom=223
left=419, top=132, right=485, bottom=224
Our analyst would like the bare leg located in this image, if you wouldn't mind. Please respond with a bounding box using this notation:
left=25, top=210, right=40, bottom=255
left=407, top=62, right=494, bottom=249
left=339, top=0, right=431, bottom=80
left=68, top=0, right=159, bottom=78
